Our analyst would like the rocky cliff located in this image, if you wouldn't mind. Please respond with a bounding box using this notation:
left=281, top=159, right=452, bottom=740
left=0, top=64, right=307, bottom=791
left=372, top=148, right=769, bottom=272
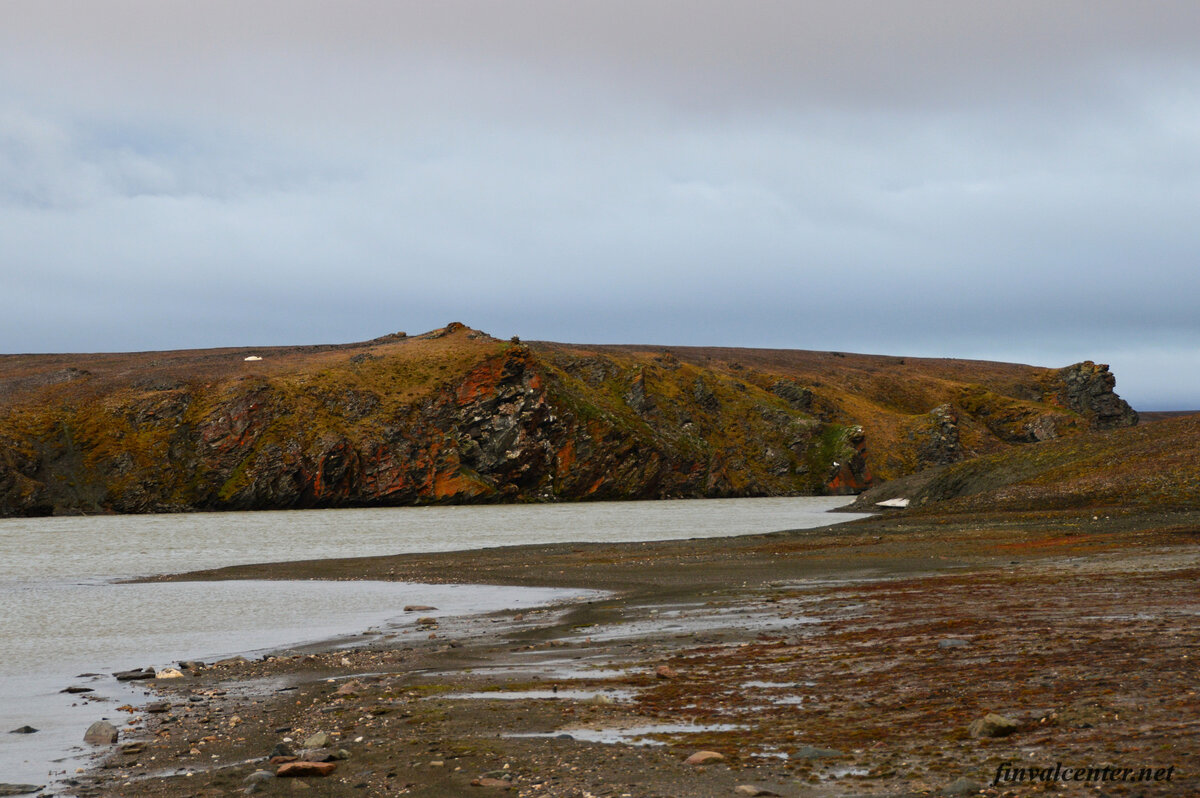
left=0, top=324, right=1137, bottom=517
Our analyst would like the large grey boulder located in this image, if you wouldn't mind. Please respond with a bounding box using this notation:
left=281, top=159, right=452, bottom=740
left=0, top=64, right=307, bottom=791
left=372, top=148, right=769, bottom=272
left=83, top=720, right=119, bottom=745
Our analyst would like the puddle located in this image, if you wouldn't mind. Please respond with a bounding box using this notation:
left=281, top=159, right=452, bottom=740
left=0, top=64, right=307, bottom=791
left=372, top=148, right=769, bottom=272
left=435, top=688, right=637, bottom=702
left=508, top=721, right=747, bottom=746
left=426, top=656, right=633, bottom=682
left=562, top=606, right=820, bottom=643
left=743, top=680, right=812, bottom=705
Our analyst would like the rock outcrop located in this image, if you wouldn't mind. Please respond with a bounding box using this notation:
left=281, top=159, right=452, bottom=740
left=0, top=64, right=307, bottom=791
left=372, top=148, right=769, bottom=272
left=0, top=326, right=1138, bottom=517
left=1053, top=361, right=1139, bottom=429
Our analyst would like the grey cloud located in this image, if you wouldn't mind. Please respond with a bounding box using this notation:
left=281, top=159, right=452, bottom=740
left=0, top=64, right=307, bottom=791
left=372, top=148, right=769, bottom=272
left=1, top=2, right=1198, bottom=408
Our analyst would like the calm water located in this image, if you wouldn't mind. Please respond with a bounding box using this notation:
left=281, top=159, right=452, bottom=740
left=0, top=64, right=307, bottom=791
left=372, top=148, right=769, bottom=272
left=0, top=496, right=867, bottom=786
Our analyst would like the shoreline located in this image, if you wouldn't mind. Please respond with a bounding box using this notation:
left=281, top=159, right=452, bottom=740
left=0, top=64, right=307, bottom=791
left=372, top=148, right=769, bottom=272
left=53, top=507, right=1200, bottom=796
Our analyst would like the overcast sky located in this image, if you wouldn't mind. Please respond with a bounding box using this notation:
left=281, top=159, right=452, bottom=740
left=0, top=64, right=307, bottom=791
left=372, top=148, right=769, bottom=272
left=2, top=2, right=1198, bottom=408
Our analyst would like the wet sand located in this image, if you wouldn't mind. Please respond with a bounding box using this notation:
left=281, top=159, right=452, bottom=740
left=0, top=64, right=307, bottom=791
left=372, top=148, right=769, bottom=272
left=62, top=507, right=1200, bottom=797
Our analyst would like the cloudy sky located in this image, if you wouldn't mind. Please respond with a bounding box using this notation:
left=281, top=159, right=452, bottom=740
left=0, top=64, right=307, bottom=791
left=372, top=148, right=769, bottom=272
left=2, top=2, right=1198, bottom=408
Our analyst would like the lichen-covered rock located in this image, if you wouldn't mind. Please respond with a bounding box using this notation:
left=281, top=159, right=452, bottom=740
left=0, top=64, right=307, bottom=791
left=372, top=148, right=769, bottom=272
left=913, top=404, right=963, bottom=467
left=1054, top=361, right=1139, bottom=429
left=968, top=712, right=1019, bottom=738
left=770, top=379, right=813, bottom=411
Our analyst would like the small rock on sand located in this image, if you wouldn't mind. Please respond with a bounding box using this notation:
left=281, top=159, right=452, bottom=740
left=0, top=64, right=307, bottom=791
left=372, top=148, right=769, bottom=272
left=942, top=777, right=984, bottom=795
left=303, top=731, right=330, bottom=749
left=968, top=712, right=1019, bottom=738
left=404, top=605, right=438, bottom=612
left=83, top=720, right=119, bottom=745
left=144, top=701, right=170, bottom=713
left=417, top=617, right=438, bottom=626
left=155, top=667, right=184, bottom=679
left=7, top=726, right=37, bottom=734
left=470, top=777, right=513, bottom=789
left=655, top=664, right=678, bottom=679
left=276, top=761, right=337, bottom=778
left=61, top=686, right=93, bottom=694
left=734, top=787, right=780, bottom=797
left=333, top=680, right=362, bottom=696
left=685, top=751, right=725, bottom=765
left=113, top=667, right=155, bottom=681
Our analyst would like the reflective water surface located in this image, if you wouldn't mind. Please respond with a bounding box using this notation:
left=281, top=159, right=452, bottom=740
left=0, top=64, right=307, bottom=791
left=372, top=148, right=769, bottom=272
left=0, top=496, right=866, bottom=785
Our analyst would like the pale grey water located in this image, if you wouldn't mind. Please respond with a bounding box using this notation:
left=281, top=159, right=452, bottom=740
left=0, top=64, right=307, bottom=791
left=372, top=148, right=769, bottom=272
left=0, top=496, right=868, bottom=787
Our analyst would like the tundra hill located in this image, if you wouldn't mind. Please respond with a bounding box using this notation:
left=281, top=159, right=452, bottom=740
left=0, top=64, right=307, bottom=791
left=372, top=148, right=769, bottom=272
left=0, top=323, right=1136, bottom=517
left=855, top=413, right=1200, bottom=515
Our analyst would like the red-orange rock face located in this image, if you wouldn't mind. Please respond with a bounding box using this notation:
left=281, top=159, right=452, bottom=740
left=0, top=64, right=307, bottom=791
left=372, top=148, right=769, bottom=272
left=0, top=327, right=1137, bottom=517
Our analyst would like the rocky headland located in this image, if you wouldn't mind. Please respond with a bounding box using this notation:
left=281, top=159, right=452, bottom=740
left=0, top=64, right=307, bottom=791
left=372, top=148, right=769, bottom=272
left=0, top=324, right=1136, bottom=517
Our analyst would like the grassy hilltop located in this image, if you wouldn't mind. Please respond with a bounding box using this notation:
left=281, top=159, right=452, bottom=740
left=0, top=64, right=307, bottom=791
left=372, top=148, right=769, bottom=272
left=0, top=323, right=1140, bottom=517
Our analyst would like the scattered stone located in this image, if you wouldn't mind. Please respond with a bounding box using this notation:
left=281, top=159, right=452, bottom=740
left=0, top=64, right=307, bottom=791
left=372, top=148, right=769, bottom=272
left=303, top=731, right=330, bottom=749
left=155, top=667, right=185, bottom=679
left=655, top=664, right=677, bottom=679
left=270, top=756, right=299, bottom=765
left=938, top=638, right=971, bottom=649
left=178, top=660, right=205, bottom=670
left=243, top=769, right=275, bottom=794
left=0, top=785, right=43, bottom=796
left=968, top=712, right=1019, bottom=738
left=416, top=617, right=438, bottom=626
left=119, top=741, right=146, bottom=755
left=83, top=720, right=119, bottom=745
left=333, top=680, right=362, bottom=696
left=61, top=686, right=94, bottom=694
left=470, top=777, right=513, bottom=789
left=270, top=742, right=295, bottom=758
left=685, top=750, right=725, bottom=765
left=113, top=667, right=155, bottom=681
left=734, top=787, right=780, bottom=797
left=942, top=777, right=984, bottom=796
left=332, top=749, right=351, bottom=761
left=276, top=761, right=337, bottom=778
left=404, top=605, right=438, bottom=612
left=793, top=745, right=842, bottom=759
left=298, top=749, right=337, bottom=763
left=144, top=701, right=170, bottom=713
left=7, top=726, right=37, bottom=734
left=215, top=656, right=249, bottom=666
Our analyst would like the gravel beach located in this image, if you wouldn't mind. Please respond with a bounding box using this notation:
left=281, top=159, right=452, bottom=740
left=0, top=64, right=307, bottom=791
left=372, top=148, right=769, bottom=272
left=53, top=508, right=1200, bottom=797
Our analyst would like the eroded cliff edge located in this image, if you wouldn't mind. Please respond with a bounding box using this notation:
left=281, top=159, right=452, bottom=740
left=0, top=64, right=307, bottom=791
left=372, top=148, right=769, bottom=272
left=0, top=324, right=1136, bottom=516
